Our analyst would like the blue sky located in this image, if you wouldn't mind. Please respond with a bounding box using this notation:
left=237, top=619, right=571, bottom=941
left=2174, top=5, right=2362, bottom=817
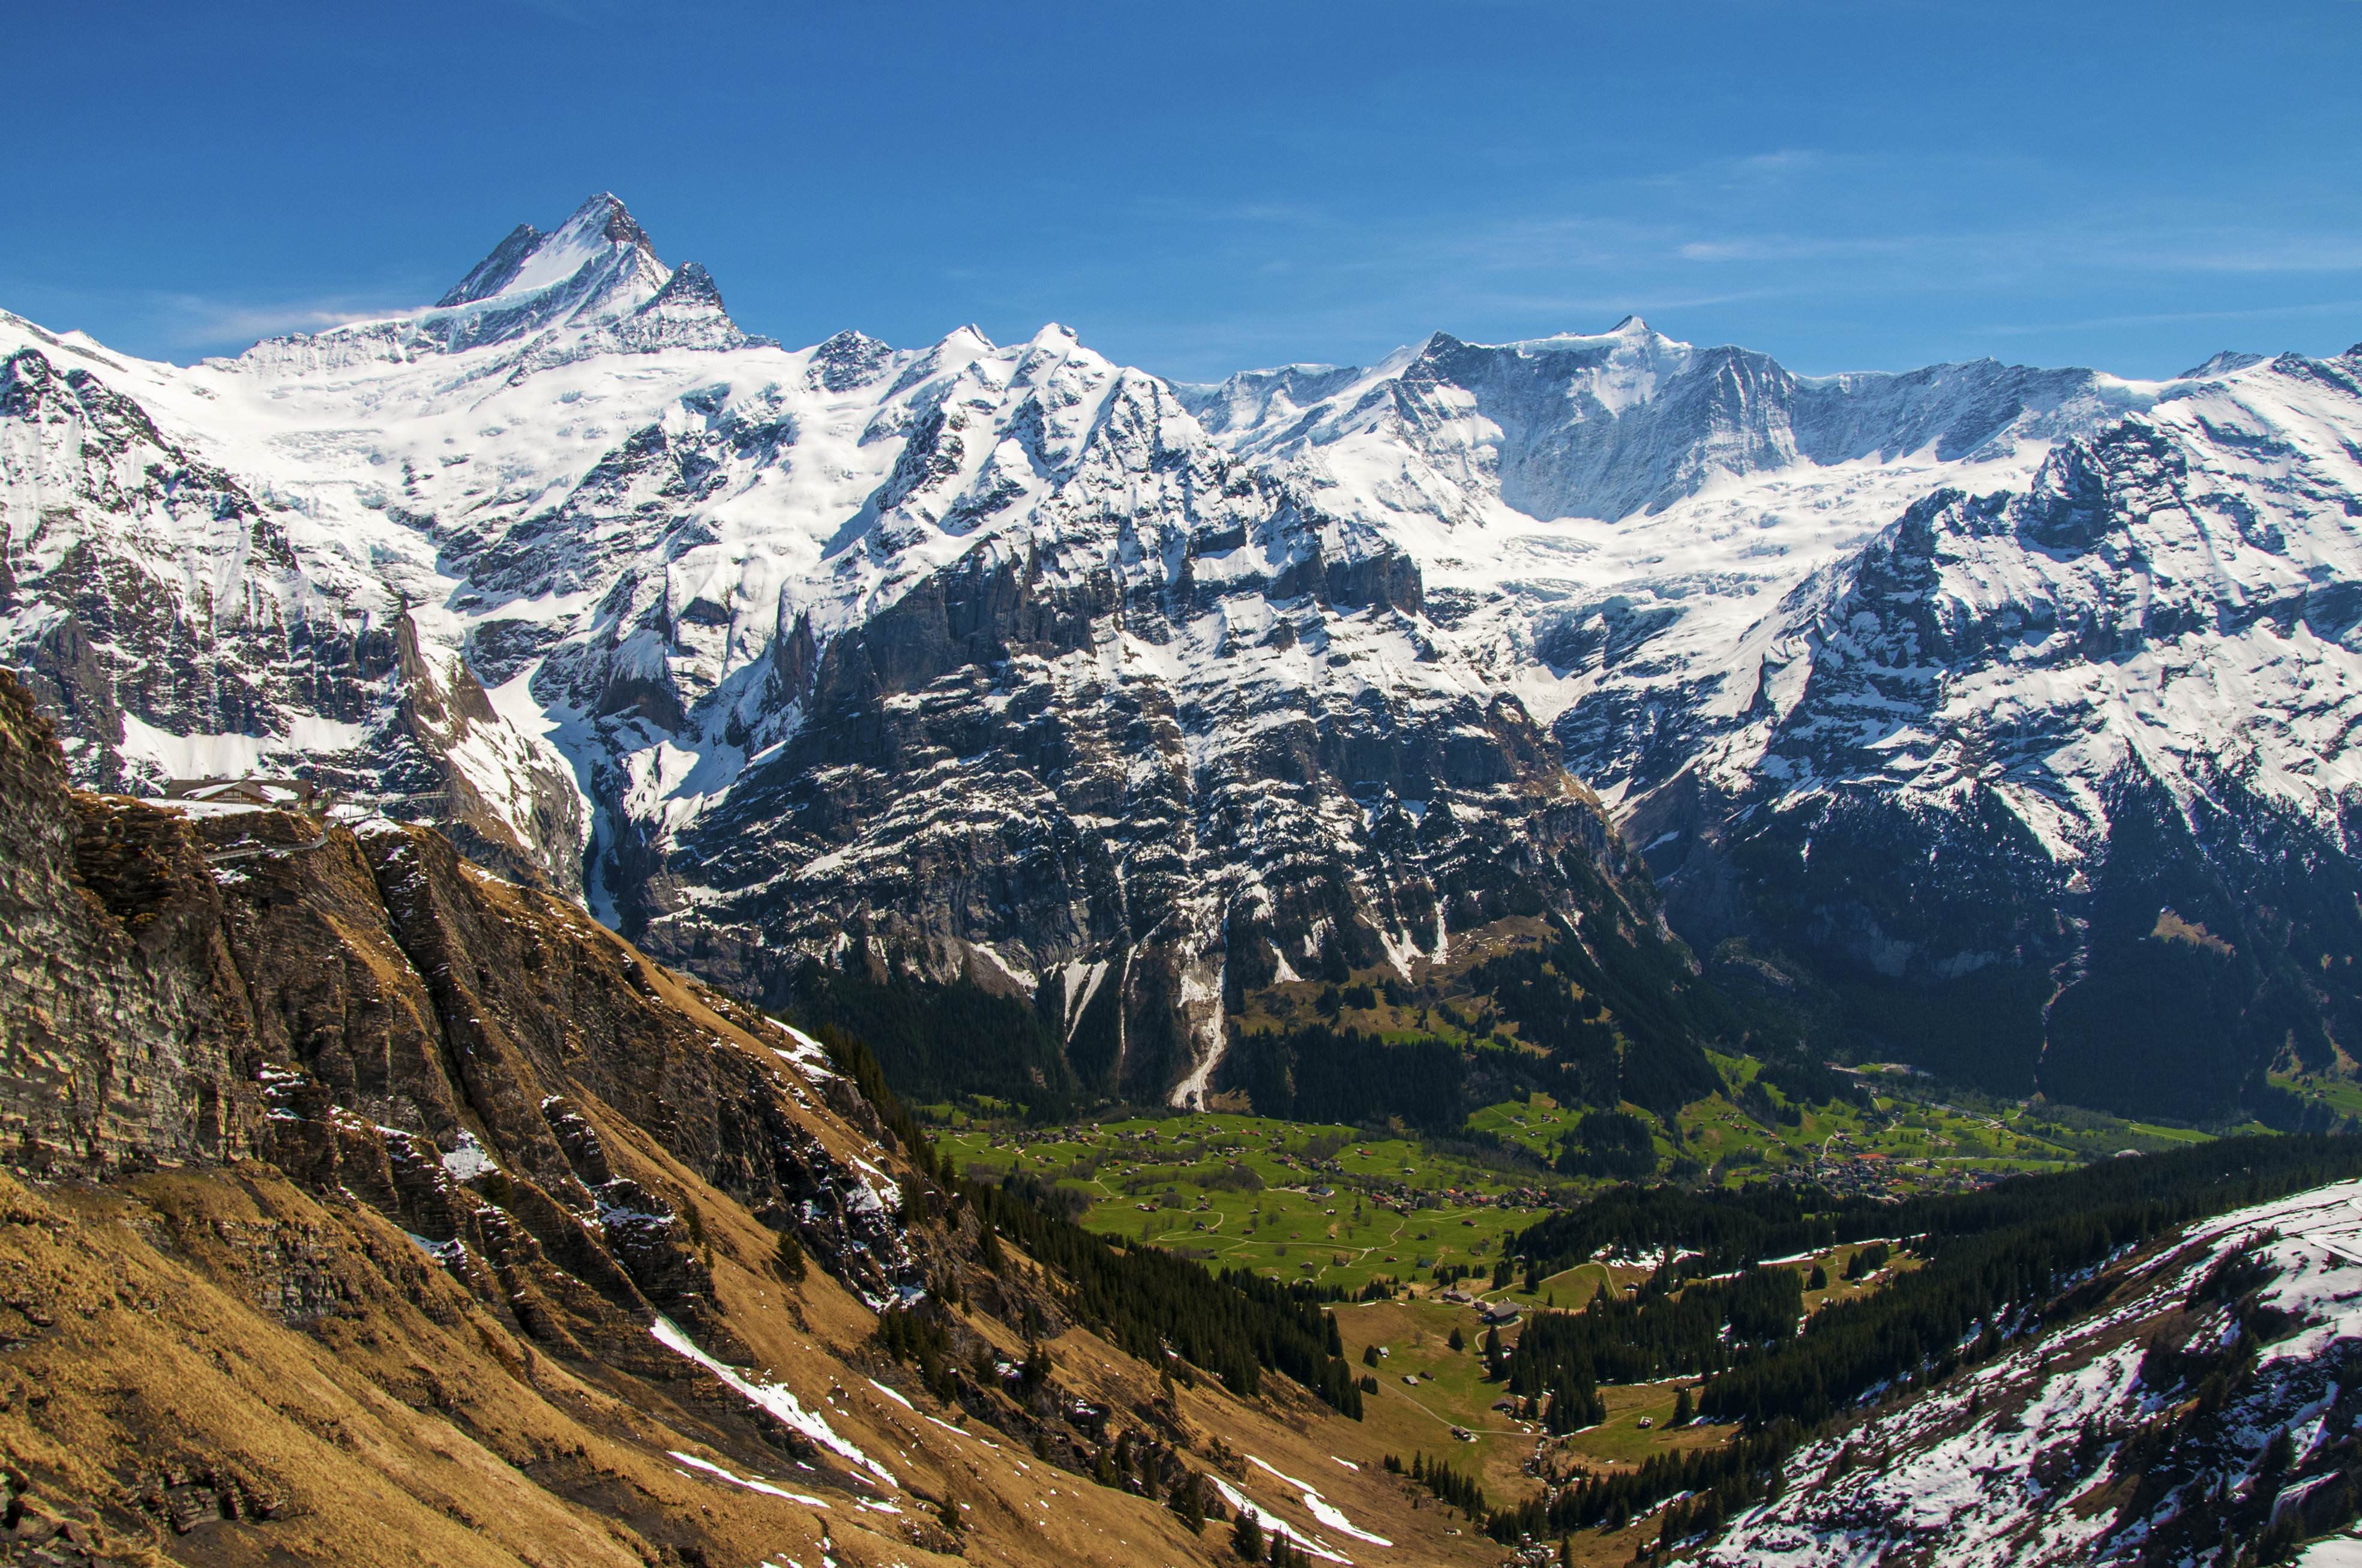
left=8, top=1, right=2359, bottom=381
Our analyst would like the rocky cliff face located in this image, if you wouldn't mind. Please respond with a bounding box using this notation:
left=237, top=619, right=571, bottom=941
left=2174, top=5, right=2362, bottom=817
left=0, top=659, right=924, bottom=1327
left=0, top=332, right=584, bottom=892
left=1599, top=356, right=2362, bottom=1118
left=0, top=667, right=1468, bottom=1567
left=0, top=668, right=256, bottom=1171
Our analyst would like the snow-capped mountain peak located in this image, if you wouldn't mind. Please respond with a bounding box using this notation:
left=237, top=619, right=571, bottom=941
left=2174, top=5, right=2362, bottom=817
left=2178, top=347, right=2270, bottom=380
left=229, top=193, right=738, bottom=376
left=435, top=220, right=547, bottom=308
left=435, top=190, right=665, bottom=311
left=5, top=194, right=2361, bottom=1122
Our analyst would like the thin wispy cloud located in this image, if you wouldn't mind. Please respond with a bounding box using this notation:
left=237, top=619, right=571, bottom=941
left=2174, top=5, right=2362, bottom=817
left=1675, top=234, right=1929, bottom=263
left=158, top=293, right=415, bottom=348
left=1985, top=298, right=2362, bottom=336
left=0, top=272, right=425, bottom=357
left=2120, top=240, right=2362, bottom=275
left=1732, top=149, right=1820, bottom=174
left=861, top=161, right=2362, bottom=380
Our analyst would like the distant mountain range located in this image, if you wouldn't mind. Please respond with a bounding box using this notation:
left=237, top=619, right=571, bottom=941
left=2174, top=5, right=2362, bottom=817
left=8, top=191, right=2361, bottom=1123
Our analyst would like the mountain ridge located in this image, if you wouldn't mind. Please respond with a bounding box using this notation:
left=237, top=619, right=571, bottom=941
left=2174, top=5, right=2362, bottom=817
left=6, top=191, right=2361, bottom=1122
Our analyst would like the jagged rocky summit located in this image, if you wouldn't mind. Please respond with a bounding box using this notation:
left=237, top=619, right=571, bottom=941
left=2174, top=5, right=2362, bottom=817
left=6, top=191, right=2362, bottom=1119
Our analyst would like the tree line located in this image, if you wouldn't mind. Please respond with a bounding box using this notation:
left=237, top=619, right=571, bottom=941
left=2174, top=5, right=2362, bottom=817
left=1698, top=1135, right=2362, bottom=1428
left=1481, top=1430, right=1793, bottom=1545
left=1507, top=1264, right=1803, bottom=1397
left=1219, top=1023, right=1471, bottom=1132
left=1515, top=1181, right=1844, bottom=1282
left=810, top=1014, right=1366, bottom=1419
left=1467, top=910, right=1729, bottom=1118
left=792, top=958, right=1078, bottom=1118
left=966, top=1167, right=1365, bottom=1417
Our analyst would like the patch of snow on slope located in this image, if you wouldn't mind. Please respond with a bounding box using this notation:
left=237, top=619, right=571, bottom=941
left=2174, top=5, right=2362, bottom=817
left=651, top=1317, right=897, bottom=1489
left=1207, top=1476, right=1353, bottom=1563
left=667, top=1451, right=831, bottom=1509
left=439, top=1131, right=498, bottom=1181
left=1247, top=1455, right=1393, bottom=1546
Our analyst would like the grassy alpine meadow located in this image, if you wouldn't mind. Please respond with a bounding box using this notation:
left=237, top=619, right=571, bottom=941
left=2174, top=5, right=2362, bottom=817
left=2268, top=1066, right=2362, bottom=1122
left=1330, top=1231, right=1923, bottom=1508
left=933, top=1110, right=1549, bottom=1293
left=925, top=1068, right=2213, bottom=1296
left=924, top=1080, right=2241, bottom=1519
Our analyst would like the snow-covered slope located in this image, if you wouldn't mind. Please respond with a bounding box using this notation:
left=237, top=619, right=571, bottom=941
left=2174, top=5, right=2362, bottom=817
left=7, top=192, right=2361, bottom=1115
left=1188, top=320, right=2362, bottom=1120
left=0, top=195, right=1669, bottom=1105
left=1179, top=316, right=2153, bottom=533
left=1706, top=1177, right=2362, bottom=1566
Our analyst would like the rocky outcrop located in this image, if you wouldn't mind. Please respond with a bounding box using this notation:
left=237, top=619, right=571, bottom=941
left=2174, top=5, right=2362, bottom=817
left=0, top=672, right=258, bottom=1172
left=0, top=656, right=921, bottom=1317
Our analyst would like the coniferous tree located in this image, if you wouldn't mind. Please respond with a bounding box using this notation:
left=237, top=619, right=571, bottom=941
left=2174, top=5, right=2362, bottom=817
left=1171, top=1472, right=1206, bottom=1534
left=1463, top=1134, right=2362, bottom=1548
left=967, top=1176, right=1363, bottom=1416
left=774, top=1228, right=808, bottom=1283
left=1020, top=1339, right=1052, bottom=1395
left=1232, top=1509, right=1264, bottom=1562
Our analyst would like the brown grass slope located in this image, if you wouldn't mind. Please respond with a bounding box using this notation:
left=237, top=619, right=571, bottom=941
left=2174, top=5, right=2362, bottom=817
left=0, top=670, right=1486, bottom=1568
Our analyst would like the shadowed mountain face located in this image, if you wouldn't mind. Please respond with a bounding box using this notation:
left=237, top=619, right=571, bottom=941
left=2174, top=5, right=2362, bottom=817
left=5, top=193, right=2362, bottom=1119
left=1189, top=325, right=2362, bottom=1121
